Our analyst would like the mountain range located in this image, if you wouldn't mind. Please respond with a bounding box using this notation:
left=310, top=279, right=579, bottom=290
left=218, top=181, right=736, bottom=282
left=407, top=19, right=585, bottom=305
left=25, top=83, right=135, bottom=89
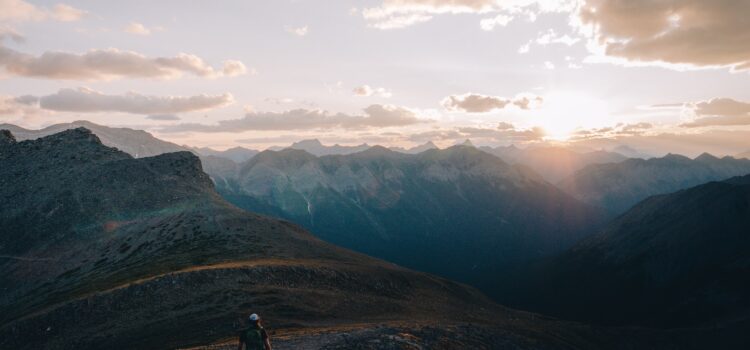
left=0, top=120, right=189, bottom=158
left=193, top=146, right=259, bottom=163
left=2, top=126, right=747, bottom=348
left=560, top=153, right=750, bottom=214
left=212, top=145, right=607, bottom=299
left=0, top=128, right=513, bottom=349
left=481, top=145, right=629, bottom=183
left=501, top=174, right=750, bottom=334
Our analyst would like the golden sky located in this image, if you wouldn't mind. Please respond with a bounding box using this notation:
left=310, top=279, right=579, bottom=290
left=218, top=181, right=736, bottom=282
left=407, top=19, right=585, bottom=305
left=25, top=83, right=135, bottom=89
left=1, top=0, right=749, bottom=156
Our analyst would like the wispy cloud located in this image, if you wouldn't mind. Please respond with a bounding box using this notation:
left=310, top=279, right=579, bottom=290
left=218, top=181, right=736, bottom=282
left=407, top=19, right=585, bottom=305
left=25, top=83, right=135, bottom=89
left=0, top=0, right=87, bottom=22
left=680, top=98, right=750, bottom=127
left=362, top=0, right=574, bottom=30
left=161, top=104, right=428, bottom=133
left=285, top=25, right=309, bottom=37
left=0, top=43, right=248, bottom=80
left=124, top=22, right=161, bottom=36
left=442, top=93, right=543, bottom=113
left=31, top=87, right=234, bottom=115
left=353, top=85, right=392, bottom=98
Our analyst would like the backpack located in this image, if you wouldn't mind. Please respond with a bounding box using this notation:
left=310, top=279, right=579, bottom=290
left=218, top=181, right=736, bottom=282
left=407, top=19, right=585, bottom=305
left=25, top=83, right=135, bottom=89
left=244, top=327, right=264, bottom=350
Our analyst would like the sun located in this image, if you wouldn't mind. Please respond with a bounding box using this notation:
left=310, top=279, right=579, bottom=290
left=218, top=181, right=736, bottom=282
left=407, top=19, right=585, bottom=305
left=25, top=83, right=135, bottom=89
left=532, top=91, right=613, bottom=141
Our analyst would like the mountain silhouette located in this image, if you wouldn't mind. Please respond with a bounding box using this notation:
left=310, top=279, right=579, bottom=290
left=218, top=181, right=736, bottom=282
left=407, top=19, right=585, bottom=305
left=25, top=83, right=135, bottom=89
left=211, top=145, right=607, bottom=300
left=502, top=174, right=750, bottom=331
left=481, top=145, right=628, bottom=183
left=193, top=146, right=259, bottom=163
left=1, top=120, right=189, bottom=158
left=559, top=153, right=750, bottom=214
left=0, top=128, right=524, bottom=349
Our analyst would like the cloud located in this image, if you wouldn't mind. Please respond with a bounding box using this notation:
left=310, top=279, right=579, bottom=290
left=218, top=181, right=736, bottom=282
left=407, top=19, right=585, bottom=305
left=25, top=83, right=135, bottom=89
left=479, top=14, right=512, bottom=31
left=0, top=95, right=43, bottom=118
left=161, top=104, right=427, bottom=133
left=362, top=0, right=574, bottom=29
left=147, top=114, right=180, bottom=121
left=0, top=0, right=87, bottom=22
left=576, top=0, right=750, bottom=71
left=459, top=125, right=545, bottom=141
left=51, top=4, right=86, bottom=21
left=408, top=122, right=545, bottom=143
left=535, top=29, right=579, bottom=46
left=285, top=25, right=309, bottom=37
left=124, top=22, right=152, bottom=35
left=574, top=129, right=750, bottom=158
left=441, top=93, right=543, bottom=113
left=0, top=27, right=24, bottom=43
left=680, top=98, right=750, bottom=127
left=353, top=85, right=392, bottom=98
left=36, top=87, right=233, bottom=115
left=572, top=122, right=655, bottom=139
left=620, top=122, right=654, bottom=134
left=0, top=43, right=248, bottom=80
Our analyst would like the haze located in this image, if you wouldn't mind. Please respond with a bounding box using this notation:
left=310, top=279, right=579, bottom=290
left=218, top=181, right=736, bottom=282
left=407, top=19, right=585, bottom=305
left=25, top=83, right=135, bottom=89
left=2, top=0, right=749, bottom=157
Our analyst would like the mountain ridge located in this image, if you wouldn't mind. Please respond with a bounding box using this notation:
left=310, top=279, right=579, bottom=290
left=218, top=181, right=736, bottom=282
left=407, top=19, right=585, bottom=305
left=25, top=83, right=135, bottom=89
left=212, top=143, right=607, bottom=300
left=0, top=127, right=520, bottom=349
left=500, top=174, right=750, bottom=329
left=559, top=153, right=750, bottom=214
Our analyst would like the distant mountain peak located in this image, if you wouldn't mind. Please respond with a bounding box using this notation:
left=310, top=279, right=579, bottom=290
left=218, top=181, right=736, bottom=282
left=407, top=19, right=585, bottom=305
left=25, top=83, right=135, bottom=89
left=661, top=153, right=691, bottom=161
left=694, top=152, right=719, bottom=162
left=358, top=144, right=396, bottom=157
left=292, top=139, right=324, bottom=147
left=460, top=139, right=474, bottom=147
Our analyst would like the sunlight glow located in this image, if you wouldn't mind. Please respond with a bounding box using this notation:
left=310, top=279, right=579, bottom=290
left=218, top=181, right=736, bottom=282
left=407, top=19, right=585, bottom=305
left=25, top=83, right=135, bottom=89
left=534, top=91, right=612, bottom=140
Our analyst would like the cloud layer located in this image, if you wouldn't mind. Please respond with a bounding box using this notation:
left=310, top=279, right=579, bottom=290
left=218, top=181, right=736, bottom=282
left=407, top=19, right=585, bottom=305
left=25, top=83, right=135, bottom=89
left=578, top=0, right=750, bottom=71
left=0, top=43, right=247, bottom=80
left=33, top=88, right=234, bottom=115
left=442, top=93, right=543, bottom=113
left=362, top=0, right=573, bottom=29
left=353, top=85, right=392, bottom=98
left=681, top=98, right=750, bottom=127
left=0, top=0, right=86, bottom=22
left=162, top=104, right=426, bottom=133
left=408, top=122, right=545, bottom=143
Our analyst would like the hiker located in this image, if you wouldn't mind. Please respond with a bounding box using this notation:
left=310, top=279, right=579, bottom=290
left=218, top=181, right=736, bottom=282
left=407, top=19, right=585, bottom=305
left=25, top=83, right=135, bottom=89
left=238, top=313, right=272, bottom=350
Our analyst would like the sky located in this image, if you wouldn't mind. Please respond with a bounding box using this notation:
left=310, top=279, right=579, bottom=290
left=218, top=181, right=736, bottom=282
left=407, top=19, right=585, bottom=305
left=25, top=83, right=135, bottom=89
left=1, top=0, right=749, bottom=156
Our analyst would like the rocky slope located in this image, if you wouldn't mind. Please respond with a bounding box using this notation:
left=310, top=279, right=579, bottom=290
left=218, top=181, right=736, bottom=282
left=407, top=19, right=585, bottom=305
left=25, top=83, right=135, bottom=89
left=501, top=175, right=750, bottom=329
left=0, top=128, right=515, bottom=349
left=559, top=153, right=750, bottom=214
left=210, top=146, right=606, bottom=300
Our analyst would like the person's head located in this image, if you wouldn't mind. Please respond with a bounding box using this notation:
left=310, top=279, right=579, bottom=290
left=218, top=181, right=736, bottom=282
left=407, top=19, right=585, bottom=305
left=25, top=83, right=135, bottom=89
left=248, top=313, right=261, bottom=326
